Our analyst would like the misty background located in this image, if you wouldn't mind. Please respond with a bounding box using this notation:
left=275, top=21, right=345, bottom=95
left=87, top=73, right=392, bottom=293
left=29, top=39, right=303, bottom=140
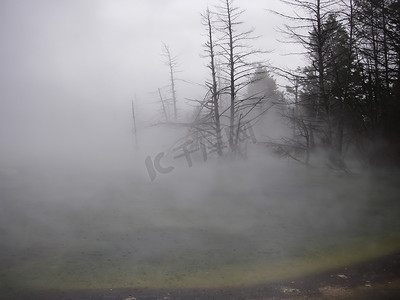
left=1, top=0, right=400, bottom=297
left=0, top=0, right=300, bottom=170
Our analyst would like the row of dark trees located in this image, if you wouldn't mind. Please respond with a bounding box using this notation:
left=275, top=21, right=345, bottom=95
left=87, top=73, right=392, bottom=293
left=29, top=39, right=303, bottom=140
left=156, top=0, right=399, bottom=168
left=272, top=0, right=400, bottom=168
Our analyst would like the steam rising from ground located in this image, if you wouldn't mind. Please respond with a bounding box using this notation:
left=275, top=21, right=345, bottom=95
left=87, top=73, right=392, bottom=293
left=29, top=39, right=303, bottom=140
left=1, top=125, right=399, bottom=291
left=0, top=1, right=399, bottom=293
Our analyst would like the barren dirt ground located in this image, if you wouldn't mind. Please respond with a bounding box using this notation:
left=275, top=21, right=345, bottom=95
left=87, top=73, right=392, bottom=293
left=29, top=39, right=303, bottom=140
left=2, top=251, right=399, bottom=300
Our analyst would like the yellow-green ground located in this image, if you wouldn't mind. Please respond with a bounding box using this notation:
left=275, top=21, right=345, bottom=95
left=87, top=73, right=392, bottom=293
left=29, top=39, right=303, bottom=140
left=1, top=161, right=400, bottom=294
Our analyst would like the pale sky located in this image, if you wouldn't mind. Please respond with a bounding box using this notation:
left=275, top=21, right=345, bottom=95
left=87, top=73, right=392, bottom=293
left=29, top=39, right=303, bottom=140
left=0, top=0, right=304, bottom=163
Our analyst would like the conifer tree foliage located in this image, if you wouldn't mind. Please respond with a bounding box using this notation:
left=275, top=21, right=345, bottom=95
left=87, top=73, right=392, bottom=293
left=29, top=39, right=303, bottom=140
left=270, top=0, right=353, bottom=167
left=154, top=0, right=400, bottom=168
left=273, top=0, right=400, bottom=168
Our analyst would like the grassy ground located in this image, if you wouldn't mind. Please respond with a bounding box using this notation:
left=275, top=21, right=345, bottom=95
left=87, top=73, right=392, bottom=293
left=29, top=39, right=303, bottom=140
left=1, top=158, right=399, bottom=295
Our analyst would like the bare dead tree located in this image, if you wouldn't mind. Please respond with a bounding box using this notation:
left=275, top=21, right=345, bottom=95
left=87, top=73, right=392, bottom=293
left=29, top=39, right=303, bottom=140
left=213, top=0, right=267, bottom=154
left=269, top=67, right=319, bottom=165
left=183, top=2, right=269, bottom=160
left=203, top=8, right=224, bottom=156
left=162, top=43, right=178, bottom=120
left=158, top=88, right=169, bottom=121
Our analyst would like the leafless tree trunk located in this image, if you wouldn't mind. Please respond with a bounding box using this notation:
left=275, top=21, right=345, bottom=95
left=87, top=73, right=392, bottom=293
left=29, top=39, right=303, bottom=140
left=158, top=88, right=168, bottom=121
left=204, top=8, right=223, bottom=156
left=215, top=0, right=264, bottom=154
left=162, top=43, right=178, bottom=120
